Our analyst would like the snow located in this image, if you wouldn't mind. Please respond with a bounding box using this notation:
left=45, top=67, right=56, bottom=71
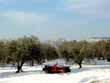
left=91, top=80, right=110, bottom=83
left=0, top=65, right=110, bottom=83
left=43, top=59, right=66, bottom=66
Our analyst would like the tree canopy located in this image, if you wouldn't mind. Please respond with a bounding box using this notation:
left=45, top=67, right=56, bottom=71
left=0, top=36, right=110, bottom=71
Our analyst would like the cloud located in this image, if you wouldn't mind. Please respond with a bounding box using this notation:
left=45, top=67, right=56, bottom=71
left=0, top=11, right=48, bottom=27
left=64, top=0, right=110, bottom=18
left=0, top=0, right=48, bottom=4
left=0, top=11, right=49, bottom=40
left=31, top=0, right=48, bottom=3
left=0, top=0, right=16, bottom=4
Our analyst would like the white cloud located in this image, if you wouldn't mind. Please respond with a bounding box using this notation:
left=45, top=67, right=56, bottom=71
left=0, top=11, right=48, bottom=27
left=31, top=0, right=48, bottom=3
left=0, top=0, right=48, bottom=4
left=0, top=0, right=16, bottom=4
left=64, top=0, right=110, bottom=18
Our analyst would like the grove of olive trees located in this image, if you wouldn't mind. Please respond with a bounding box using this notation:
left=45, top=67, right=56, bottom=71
left=0, top=36, right=110, bottom=72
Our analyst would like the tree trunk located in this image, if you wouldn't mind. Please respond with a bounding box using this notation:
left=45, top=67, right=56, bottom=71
left=37, top=59, right=41, bottom=64
left=30, top=60, right=34, bottom=66
left=16, top=61, right=24, bottom=73
left=78, top=63, right=82, bottom=69
left=16, top=65, right=22, bottom=73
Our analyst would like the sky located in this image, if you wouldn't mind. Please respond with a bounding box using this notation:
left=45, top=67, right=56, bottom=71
left=0, top=0, right=110, bottom=41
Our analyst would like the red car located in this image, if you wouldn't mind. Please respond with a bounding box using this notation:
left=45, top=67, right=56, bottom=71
left=42, top=64, right=71, bottom=73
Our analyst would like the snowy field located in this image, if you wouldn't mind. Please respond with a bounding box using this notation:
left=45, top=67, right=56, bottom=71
left=0, top=65, right=110, bottom=83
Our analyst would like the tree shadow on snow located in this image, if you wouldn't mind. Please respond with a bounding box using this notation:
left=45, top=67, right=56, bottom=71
left=0, top=69, right=44, bottom=79
left=68, top=65, right=110, bottom=75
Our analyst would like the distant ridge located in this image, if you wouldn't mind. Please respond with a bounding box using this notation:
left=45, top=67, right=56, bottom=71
left=90, top=37, right=110, bottom=40
left=87, top=37, right=110, bottom=42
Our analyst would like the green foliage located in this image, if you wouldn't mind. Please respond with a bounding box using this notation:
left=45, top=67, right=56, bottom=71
left=58, top=40, right=109, bottom=68
left=0, top=35, right=110, bottom=70
left=40, top=43, right=59, bottom=61
left=0, top=41, right=7, bottom=64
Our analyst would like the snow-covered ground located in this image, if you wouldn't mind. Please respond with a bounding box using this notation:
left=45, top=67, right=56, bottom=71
left=0, top=65, right=110, bottom=83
